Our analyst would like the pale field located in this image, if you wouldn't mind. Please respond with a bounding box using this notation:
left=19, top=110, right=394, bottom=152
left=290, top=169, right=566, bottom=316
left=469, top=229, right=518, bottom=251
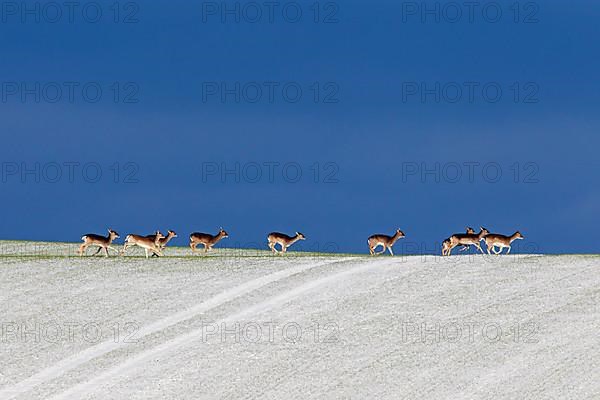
left=0, top=241, right=598, bottom=399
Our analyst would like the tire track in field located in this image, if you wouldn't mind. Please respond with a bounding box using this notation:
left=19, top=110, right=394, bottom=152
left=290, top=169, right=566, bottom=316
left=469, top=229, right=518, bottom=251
left=0, top=258, right=344, bottom=400
left=47, top=258, right=400, bottom=400
left=238, top=262, right=435, bottom=400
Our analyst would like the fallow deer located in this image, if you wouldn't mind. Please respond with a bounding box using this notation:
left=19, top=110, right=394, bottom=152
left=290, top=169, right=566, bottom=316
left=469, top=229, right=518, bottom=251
left=78, top=229, right=120, bottom=257
left=267, top=232, right=306, bottom=254
left=368, top=229, right=405, bottom=256
left=442, top=227, right=475, bottom=256
left=444, top=227, right=489, bottom=256
left=484, top=231, right=524, bottom=255
left=122, top=231, right=165, bottom=258
left=149, top=230, right=177, bottom=257
left=190, top=228, right=229, bottom=253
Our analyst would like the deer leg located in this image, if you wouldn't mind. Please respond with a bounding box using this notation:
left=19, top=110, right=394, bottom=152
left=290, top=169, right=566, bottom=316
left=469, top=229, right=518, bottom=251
left=388, top=246, right=394, bottom=256
left=451, top=242, right=461, bottom=255
left=204, top=244, right=209, bottom=253
left=103, top=247, right=110, bottom=257
left=493, top=246, right=502, bottom=255
left=506, top=246, right=512, bottom=255
left=78, top=244, right=87, bottom=256
left=370, top=246, right=375, bottom=256
left=107, top=246, right=120, bottom=254
left=442, top=243, right=450, bottom=256
left=92, top=246, right=103, bottom=256
left=474, top=243, right=484, bottom=254
left=377, top=245, right=386, bottom=255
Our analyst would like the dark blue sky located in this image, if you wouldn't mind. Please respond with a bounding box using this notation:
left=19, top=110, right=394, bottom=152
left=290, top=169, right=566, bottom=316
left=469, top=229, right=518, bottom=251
left=0, top=0, right=598, bottom=254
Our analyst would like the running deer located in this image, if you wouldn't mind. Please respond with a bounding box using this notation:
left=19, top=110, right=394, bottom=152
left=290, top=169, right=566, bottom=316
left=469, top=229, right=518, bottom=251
left=267, top=232, right=306, bottom=254
left=190, top=228, right=229, bottom=253
left=442, top=227, right=475, bottom=256
left=150, top=230, right=177, bottom=257
left=444, top=227, right=489, bottom=256
left=122, top=231, right=165, bottom=258
left=484, top=231, right=524, bottom=255
left=368, top=229, right=405, bottom=256
left=78, top=229, right=120, bottom=257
